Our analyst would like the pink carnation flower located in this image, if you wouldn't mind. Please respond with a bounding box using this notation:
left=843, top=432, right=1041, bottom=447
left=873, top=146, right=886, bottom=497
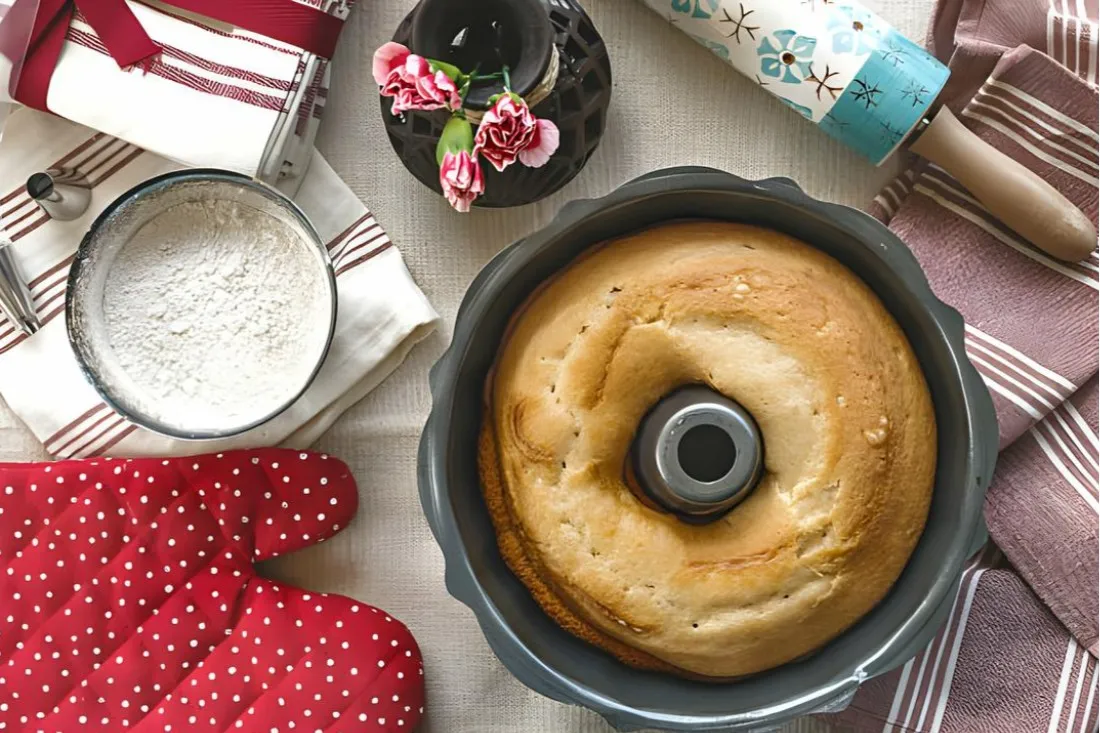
left=473, top=94, right=560, bottom=172
left=439, top=150, right=485, bottom=212
left=373, top=42, right=461, bottom=115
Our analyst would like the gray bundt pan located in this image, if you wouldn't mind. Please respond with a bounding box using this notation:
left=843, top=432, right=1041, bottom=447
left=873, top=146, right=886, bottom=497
left=417, top=167, right=998, bottom=731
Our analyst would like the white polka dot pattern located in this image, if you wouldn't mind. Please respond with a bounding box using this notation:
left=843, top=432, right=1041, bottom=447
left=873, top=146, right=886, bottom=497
left=0, top=450, right=426, bottom=731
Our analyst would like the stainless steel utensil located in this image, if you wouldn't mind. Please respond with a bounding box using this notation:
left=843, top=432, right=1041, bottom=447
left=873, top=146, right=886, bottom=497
left=0, top=238, right=38, bottom=335
left=0, top=2, right=43, bottom=337
left=27, top=169, right=91, bottom=221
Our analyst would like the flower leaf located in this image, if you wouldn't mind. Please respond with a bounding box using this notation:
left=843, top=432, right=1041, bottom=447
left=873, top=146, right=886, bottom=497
left=428, top=60, right=465, bottom=82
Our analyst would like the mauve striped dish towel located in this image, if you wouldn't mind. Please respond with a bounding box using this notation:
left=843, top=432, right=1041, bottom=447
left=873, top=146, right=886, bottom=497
left=822, top=1, right=1098, bottom=732
left=0, top=0, right=349, bottom=195
left=0, top=107, right=439, bottom=458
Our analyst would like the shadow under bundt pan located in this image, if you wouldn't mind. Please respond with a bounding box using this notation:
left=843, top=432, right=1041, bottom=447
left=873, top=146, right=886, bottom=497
left=418, top=168, right=998, bottom=731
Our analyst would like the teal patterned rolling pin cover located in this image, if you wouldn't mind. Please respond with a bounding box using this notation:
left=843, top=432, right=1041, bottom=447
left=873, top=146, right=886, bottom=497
left=643, top=0, right=949, bottom=165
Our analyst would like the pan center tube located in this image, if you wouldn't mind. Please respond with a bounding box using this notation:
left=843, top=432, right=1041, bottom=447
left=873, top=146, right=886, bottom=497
left=628, top=385, right=763, bottom=524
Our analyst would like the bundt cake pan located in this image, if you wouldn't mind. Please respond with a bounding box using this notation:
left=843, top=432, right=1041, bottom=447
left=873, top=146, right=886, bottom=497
left=417, top=167, right=998, bottom=731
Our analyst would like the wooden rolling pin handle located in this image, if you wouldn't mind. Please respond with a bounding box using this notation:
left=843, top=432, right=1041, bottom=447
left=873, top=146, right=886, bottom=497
left=910, top=108, right=1097, bottom=263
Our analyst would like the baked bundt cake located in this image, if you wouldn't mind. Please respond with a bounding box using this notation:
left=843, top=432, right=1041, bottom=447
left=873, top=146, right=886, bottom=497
left=479, top=221, right=936, bottom=678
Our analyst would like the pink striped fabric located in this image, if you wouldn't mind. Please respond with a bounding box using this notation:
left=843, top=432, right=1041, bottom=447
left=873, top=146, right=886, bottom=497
left=822, top=1, right=1098, bottom=731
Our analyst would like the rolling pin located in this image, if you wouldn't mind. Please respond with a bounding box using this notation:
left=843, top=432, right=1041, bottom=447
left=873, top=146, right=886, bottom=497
left=643, top=0, right=1096, bottom=262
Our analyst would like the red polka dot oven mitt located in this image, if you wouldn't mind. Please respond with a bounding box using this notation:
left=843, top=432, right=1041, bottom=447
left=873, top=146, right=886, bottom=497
left=0, top=449, right=425, bottom=732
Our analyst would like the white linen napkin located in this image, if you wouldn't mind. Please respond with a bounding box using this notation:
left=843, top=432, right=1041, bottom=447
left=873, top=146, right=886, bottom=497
left=10, top=0, right=350, bottom=195
left=0, top=107, right=439, bottom=458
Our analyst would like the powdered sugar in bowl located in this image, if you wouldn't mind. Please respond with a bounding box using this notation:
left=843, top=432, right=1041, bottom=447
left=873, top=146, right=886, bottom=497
left=66, top=170, right=337, bottom=440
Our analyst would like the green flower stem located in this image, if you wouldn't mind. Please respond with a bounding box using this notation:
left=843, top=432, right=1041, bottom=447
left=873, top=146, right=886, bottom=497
left=424, top=56, right=511, bottom=110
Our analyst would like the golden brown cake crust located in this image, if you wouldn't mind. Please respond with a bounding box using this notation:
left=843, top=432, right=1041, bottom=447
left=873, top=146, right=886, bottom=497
left=479, top=222, right=936, bottom=679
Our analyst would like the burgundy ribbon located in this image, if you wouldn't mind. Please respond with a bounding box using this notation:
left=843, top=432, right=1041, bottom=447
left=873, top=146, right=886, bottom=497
left=8, top=0, right=343, bottom=112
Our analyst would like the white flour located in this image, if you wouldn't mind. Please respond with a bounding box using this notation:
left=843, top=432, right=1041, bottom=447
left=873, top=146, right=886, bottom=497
left=99, top=199, right=331, bottom=433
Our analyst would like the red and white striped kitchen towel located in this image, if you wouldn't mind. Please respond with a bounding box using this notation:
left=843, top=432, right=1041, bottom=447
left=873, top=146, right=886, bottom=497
left=0, top=0, right=348, bottom=195
left=0, top=107, right=438, bottom=458
left=824, top=1, right=1098, bottom=731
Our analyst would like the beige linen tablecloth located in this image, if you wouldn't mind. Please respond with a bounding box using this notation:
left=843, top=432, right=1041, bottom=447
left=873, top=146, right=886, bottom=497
left=0, top=0, right=934, bottom=730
